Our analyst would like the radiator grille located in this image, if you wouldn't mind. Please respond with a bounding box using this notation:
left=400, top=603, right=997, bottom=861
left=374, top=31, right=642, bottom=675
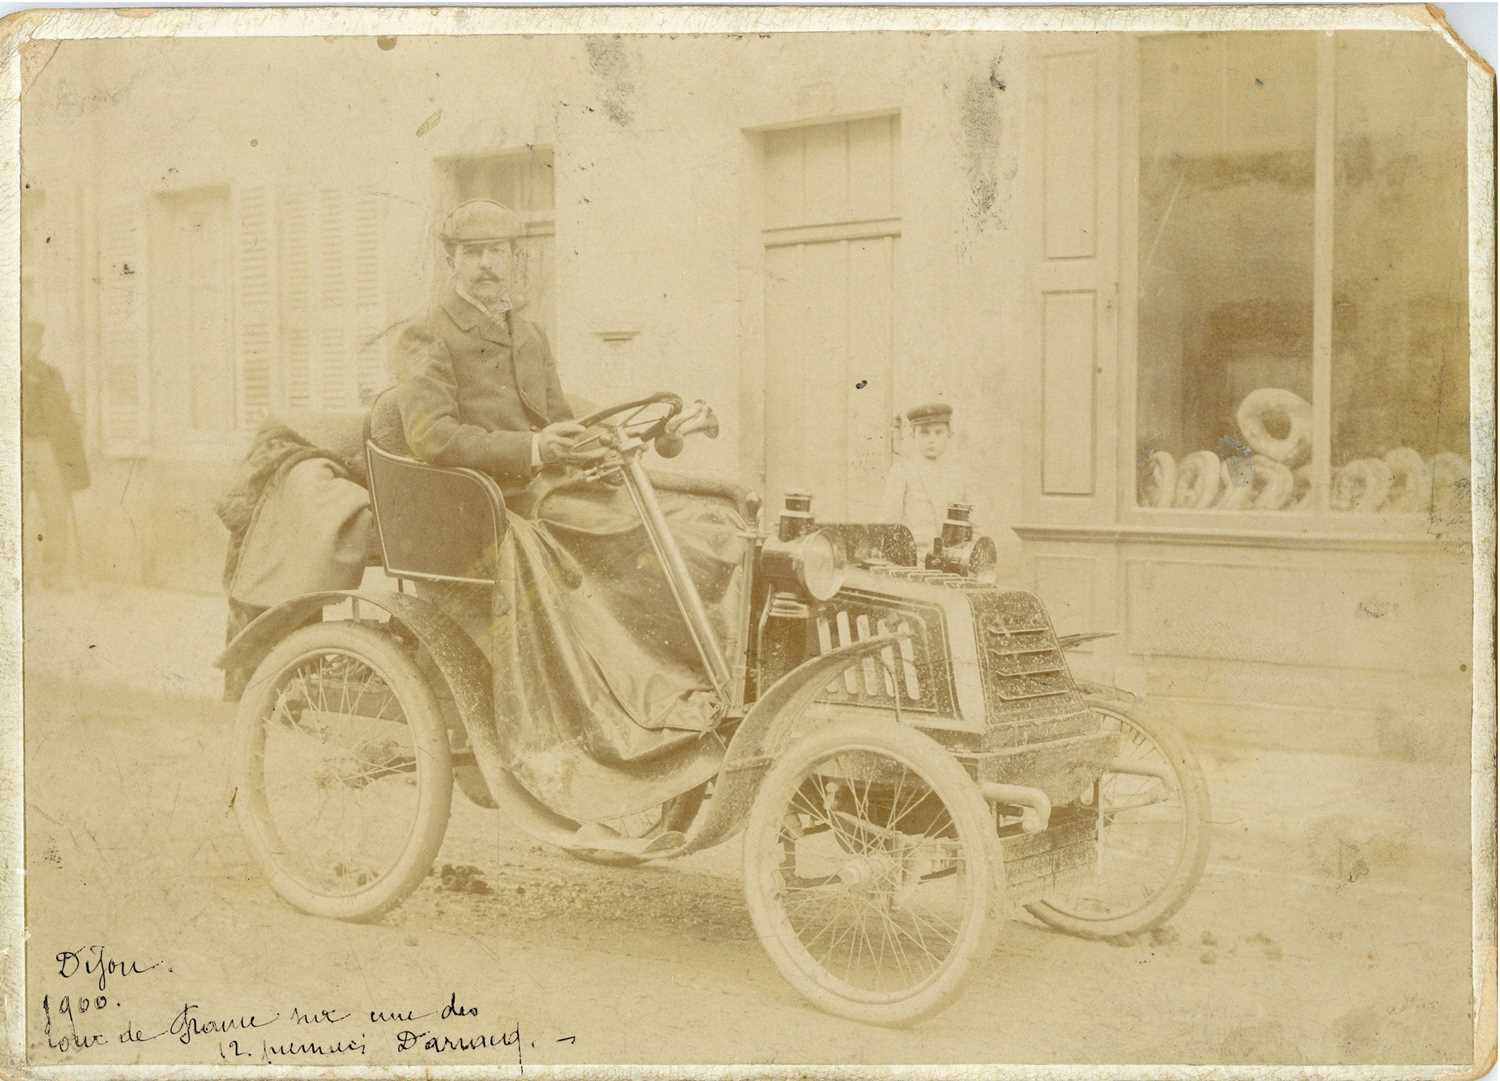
left=970, top=592, right=1073, bottom=705
left=808, top=592, right=954, bottom=715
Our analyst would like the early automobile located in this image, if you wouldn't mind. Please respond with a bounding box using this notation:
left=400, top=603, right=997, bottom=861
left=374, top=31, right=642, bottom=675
left=218, top=390, right=1211, bottom=1026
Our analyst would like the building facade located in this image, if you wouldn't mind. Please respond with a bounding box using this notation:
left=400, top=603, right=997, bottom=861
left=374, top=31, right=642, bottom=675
left=21, top=30, right=1477, bottom=756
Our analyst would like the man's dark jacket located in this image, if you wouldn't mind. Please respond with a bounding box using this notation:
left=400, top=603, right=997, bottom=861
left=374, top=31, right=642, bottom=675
left=396, top=288, right=572, bottom=484
left=22, top=358, right=90, bottom=491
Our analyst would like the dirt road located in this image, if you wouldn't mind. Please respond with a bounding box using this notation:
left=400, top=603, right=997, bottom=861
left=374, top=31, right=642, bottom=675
left=23, top=681, right=1476, bottom=1070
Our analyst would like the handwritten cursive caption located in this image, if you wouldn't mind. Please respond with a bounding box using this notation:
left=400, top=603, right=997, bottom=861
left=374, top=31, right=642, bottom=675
left=40, top=944, right=575, bottom=1070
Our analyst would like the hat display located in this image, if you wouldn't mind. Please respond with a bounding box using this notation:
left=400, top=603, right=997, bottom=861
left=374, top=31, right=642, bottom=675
left=906, top=401, right=954, bottom=426
left=438, top=199, right=524, bottom=246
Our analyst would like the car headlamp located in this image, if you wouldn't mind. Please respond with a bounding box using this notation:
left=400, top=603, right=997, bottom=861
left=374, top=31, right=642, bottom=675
left=932, top=535, right=999, bottom=583
left=761, top=529, right=848, bottom=601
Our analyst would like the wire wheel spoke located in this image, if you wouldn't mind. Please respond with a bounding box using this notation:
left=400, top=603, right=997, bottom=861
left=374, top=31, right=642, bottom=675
left=762, top=745, right=976, bottom=1001
left=254, top=647, right=421, bottom=897
left=1035, top=702, right=1207, bottom=935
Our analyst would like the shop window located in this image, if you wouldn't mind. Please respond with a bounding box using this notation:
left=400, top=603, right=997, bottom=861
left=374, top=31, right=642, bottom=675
left=1133, top=32, right=1469, bottom=526
left=1331, top=33, right=1469, bottom=518
left=433, top=147, right=556, bottom=345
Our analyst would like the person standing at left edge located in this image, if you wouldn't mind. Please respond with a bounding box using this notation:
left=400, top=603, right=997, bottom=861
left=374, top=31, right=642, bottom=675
left=22, top=319, right=90, bottom=590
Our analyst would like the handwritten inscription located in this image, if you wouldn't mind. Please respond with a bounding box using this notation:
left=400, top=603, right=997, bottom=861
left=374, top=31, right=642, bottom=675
left=56, top=945, right=164, bottom=993
left=291, top=1006, right=352, bottom=1025
left=39, top=945, right=565, bottom=1069
left=394, top=1024, right=522, bottom=1055
left=168, top=1003, right=280, bottom=1046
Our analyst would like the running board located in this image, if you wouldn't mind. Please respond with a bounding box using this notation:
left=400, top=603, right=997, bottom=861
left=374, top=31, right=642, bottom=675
left=557, top=826, right=687, bottom=861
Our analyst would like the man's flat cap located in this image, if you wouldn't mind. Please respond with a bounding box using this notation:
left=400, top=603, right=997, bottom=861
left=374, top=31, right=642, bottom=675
left=906, top=401, right=954, bottom=426
left=439, top=199, right=524, bottom=245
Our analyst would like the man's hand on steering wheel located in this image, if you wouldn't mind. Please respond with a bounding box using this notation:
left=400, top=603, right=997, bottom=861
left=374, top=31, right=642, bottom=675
left=537, top=420, right=610, bottom=467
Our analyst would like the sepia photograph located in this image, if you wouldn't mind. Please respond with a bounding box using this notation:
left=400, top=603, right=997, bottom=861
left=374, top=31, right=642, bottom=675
left=6, top=4, right=1495, bottom=1076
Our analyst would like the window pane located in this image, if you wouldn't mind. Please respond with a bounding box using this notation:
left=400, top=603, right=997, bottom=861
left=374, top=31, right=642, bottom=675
left=1331, top=33, right=1469, bottom=519
left=437, top=149, right=557, bottom=343
left=1135, top=33, right=1317, bottom=513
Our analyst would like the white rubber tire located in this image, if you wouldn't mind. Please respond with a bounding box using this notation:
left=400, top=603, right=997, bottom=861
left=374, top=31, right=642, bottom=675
left=743, top=721, right=1004, bottom=1027
left=1027, top=691, right=1211, bottom=941
left=1291, top=465, right=1313, bottom=511
left=233, top=621, right=453, bottom=922
left=1431, top=451, right=1468, bottom=487
left=1250, top=455, right=1295, bottom=510
left=1235, top=388, right=1312, bottom=465
left=1213, top=460, right=1253, bottom=510
left=1332, top=459, right=1394, bottom=513
left=1430, top=452, right=1469, bottom=516
left=1382, top=448, right=1432, bottom=512
left=1174, top=451, right=1221, bottom=509
left=1142, top=451, right=1177, bottom=509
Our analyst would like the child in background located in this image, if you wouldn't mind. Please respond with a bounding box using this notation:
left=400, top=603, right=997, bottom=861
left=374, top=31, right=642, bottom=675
left=880, top=401, right=970, bottom=554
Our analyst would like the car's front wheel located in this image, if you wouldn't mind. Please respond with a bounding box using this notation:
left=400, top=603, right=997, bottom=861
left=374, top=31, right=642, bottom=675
left=742, top=720, right=1004, bottom=1026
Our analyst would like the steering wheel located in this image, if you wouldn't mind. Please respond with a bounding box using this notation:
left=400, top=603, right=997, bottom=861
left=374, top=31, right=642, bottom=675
left=577, top=391, right=684, bottom=440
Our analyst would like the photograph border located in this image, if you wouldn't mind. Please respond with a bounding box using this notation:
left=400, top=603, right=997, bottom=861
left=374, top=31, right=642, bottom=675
left=0, top=4, right=1492, bottom=1078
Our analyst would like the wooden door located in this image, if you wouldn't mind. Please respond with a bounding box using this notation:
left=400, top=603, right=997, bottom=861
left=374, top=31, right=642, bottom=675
left=761, top=115, right=901, bottom=521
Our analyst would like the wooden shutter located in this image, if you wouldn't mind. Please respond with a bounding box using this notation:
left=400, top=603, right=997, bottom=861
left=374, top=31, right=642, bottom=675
left=98, top=199, right=148, bottom=456
left=235, top=185, right=278, bottom=430
left=276, top=188, right=389, bottom=412
left=314, top=189, right=348, bottom=410
left=1023, top=37, right=1121, bottom=524
left=278, top=192, right=313, bottom=410
left=352, top=194, right=388, bottom=403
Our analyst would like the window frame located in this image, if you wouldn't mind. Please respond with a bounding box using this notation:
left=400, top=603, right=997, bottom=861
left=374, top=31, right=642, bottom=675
left=431, top=145, right=558, bottom=345
left=1118, top=32, right=1464, bottom=541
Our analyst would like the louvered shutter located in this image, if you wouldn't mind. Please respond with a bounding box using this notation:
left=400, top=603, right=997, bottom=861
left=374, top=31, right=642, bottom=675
left=352, top=194, right=387, bottom=403
left=98, top=199, right=148, bottom=456
left=278, top=192, right=313, bottom=410
left=316, top=188, right=353, bottom=410
left=235, top=185, right=278, bottom=430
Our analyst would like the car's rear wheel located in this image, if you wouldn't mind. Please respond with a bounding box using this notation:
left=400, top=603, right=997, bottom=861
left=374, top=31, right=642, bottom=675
left=1027, top=691, right=1210, bottom=940
left=743, top=721, right=1003, bottom=1026
left=232, top=620, right=452, bottom=921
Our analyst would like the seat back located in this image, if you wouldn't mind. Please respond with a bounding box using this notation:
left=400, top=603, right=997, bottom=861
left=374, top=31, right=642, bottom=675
left=367, top=386, right=412, bottom=456
left=364, top=389, right=506, bottom=584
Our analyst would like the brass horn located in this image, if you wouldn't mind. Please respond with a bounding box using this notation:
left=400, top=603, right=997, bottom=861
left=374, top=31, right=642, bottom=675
left=656, top=400, right=719, bottom=457
left=668, top=400, right=720, bottom=440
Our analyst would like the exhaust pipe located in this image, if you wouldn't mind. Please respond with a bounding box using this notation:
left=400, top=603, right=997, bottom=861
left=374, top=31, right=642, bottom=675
left=981, top=782, right=1052, bottom=834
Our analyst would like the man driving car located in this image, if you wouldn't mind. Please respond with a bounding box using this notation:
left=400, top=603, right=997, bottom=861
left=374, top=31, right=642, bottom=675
left=396, top=199, right=605, bottom=484
left=388, top=199, right=740, bottom=850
